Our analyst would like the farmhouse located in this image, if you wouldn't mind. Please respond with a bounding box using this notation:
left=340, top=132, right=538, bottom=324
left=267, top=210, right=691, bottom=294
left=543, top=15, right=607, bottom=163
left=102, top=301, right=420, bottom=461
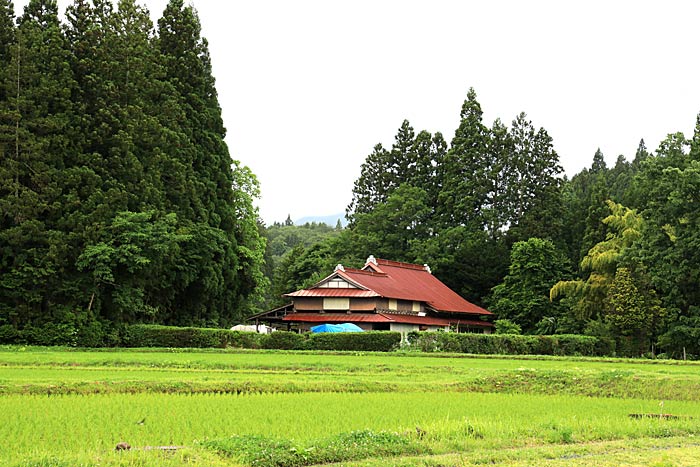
left=252, top=256, right=493, bottom=334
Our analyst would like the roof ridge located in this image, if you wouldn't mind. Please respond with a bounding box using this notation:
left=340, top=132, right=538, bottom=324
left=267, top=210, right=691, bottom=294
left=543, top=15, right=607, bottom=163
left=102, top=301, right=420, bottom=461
left=345, top=267, right=388, bottom=277
left=375, top=258, right=427, bottom=271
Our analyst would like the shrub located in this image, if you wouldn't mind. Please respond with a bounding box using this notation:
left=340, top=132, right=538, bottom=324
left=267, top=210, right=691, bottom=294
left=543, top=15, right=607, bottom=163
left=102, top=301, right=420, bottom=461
left=75, top=320, right=107, bottom=348
left=411, top=332, right=609, bottom=357
left=0, top=324, right=19, bottom=344
left=20, top=323, right=77, bottom=346
left=120, top=326, right=400, bottom=351
left=261, top=331, right=307, bottom=350
left=123, top=324, right=265, bottom=348
left=494, top=319, right=522, bottom=335
left=308, top=332, right=401, bottom=352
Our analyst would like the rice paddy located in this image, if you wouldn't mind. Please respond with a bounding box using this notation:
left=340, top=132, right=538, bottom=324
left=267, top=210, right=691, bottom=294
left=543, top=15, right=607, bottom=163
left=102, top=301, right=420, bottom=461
left=2, top=346, right=700, bottom=466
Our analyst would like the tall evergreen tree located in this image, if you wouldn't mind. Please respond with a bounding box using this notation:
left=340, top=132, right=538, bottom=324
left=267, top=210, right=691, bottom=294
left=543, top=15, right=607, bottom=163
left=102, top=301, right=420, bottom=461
left=346, top=142, right=392, bottom=221
left=484, top=118, right=512, bottom=238
left=347, top=119, right=427, bottom=223
left=506, top=113, right=564, bottom=243
left=0, top=0, right=80, bottom=331
left=0, top=0, right=13, bottom=79
left=437, top=87, right=489, bottom=229
left=0, top=0, right=15, bottom=157
left=158, top=0, right=266, bottom=323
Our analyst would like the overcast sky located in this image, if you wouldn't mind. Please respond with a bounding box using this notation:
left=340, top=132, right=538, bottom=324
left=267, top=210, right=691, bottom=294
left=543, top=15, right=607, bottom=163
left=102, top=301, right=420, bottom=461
left=16, top=1, right=700, bottom=224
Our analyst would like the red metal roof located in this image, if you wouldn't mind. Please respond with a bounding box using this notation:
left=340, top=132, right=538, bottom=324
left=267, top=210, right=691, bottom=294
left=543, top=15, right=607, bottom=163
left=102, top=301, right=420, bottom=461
left=285, top=289, right=379, bottom=298
left=281, top=312, right=491, bottom=327
left=281, top=258, right=492, bottom=316
left=340, top=258, right=492, bottom=315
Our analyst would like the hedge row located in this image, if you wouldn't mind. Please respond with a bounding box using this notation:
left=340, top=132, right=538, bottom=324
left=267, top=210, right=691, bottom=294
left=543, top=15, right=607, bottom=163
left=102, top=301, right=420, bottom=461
left=123, top=325, right=264, bottom=349
left=0, top=322, right=615, bottom=356
left=123, top=325, right=402, bottom=352
left=408, top=332, right=614, bottom=357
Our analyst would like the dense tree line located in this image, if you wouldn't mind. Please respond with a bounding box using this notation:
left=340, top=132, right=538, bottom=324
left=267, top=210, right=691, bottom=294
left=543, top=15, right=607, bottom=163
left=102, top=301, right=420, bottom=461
left=268, top=88, right=700, bottom=358
left=0, top=0, right=265, bottom=344
left=268, top=88, right=563, bottom=305
left=2, top=1, right=698, bottom=357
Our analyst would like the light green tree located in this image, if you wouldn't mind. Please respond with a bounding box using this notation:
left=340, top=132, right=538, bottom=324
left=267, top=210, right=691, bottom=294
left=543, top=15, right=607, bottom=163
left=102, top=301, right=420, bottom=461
left=551, top=200, right=642, bottom=323
left=489, top=238, right=571, bottom=334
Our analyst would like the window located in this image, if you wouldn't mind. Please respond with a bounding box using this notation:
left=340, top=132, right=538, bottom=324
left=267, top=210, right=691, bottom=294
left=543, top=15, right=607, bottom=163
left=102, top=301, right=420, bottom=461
left=323, top=298, right=350, bottom=310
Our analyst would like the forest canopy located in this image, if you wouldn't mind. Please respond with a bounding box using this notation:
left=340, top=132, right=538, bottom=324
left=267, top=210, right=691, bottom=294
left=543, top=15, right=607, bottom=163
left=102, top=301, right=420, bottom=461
left=3, top=0, right=700, bottom=358
left=264, top=90, right=700, bottom=358
left=0, top=0, right=266, bottom=344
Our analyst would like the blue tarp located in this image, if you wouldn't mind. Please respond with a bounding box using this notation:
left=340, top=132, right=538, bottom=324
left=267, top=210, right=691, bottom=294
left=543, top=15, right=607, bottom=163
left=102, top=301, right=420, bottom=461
left=311, top=323, right=364, bottom=333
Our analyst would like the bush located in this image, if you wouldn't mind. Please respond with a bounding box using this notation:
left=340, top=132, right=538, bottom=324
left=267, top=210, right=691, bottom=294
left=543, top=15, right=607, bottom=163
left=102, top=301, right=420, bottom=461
left=494, top=319, right=522, bottom=335
left=308, top=331, right=401, bottom=352
left=0, top=319, right=117, bottom=347
left=20, top=323, right=78, bottom=346
left=261, top=331, right=307, bottom=350
left=411, top=332, right=609, bottom=357
left=0, top=324, right=19, bottom=344
left=123, top=324, right=265, bottom=349
left=75, top=320, right=107, bottom=348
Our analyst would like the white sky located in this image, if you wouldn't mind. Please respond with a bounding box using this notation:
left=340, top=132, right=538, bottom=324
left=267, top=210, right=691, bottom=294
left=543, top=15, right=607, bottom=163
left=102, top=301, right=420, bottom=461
left=15, top=1, right=700, bottom=224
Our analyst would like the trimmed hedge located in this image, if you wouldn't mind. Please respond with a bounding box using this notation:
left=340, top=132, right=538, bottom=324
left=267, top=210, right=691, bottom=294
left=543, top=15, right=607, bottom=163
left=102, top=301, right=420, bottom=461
left=0, top=321, right=612, bottom=356
left=411, top=332, right=612, bottom=357
left=124, top=324, right=265, bottom=349
left=123, top=325, right=401, bottom=352
left=308, top=331, right=402, bottom=352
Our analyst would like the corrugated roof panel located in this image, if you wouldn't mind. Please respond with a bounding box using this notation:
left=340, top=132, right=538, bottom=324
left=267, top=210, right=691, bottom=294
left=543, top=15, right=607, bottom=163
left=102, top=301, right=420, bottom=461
left=281, top=312, right=490, bottom=327
left=341, top=259, right=492, bottom=315
left=284, top=289, right=379, bottom=298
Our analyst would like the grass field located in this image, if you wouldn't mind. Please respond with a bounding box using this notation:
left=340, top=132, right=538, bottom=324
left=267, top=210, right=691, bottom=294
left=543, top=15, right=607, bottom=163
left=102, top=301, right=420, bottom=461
left=2, top=346, right=700, bottom=466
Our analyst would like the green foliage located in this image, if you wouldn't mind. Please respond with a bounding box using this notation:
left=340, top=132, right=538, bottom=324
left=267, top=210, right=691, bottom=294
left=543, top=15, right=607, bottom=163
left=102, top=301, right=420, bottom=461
left=349, top=184, right=431, bottom=262
left=261, top=331, right=307, bottom=350
left=347, top=119, right=446, bottom=225
left=606, top=268, right=650, bottom=335
left=121, top=326, right=401, bottom=352
left=262, top=221, right=343, bottom=308
left=307, top=331, right=401, bottom=352
left=658, top=311, right=700, bottom=358
left=493, top=319, right=522, bottom=335
left=124, top=324, right=264, bottom=349
left=411, top=332, right=606, bottom=356
left=201, top=430, right=422, bottom=467
left=338, top=88, right=564, bottom=312
left=0, top=0, right=266, bottom=334
left=489, top=238, right=571, bottom=333
left=418, top=226, right=509, bottom=305
left=551, top=201, right=644, bottom=323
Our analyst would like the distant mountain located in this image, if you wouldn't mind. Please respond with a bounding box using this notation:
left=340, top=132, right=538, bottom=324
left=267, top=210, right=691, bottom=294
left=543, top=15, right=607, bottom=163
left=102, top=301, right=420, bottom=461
left=295, top=213, right=347, bottom=227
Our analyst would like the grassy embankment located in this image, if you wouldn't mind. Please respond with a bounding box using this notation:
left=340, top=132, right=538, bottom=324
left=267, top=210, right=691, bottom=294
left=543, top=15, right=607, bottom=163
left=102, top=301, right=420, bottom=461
left=2, top=346, right=700, bottom=466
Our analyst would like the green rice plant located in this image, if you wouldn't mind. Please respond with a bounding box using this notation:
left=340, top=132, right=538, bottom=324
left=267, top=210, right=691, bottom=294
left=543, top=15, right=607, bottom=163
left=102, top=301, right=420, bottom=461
left=4, top=348, right=700, bottom=466
left=3, top=391, right=700, bottom=464
left=201, top=429, right=425, bottom=467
